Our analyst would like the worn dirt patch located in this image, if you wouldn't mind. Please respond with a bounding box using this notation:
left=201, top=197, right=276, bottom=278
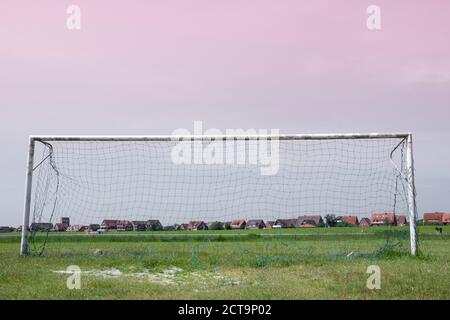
left=52, top=267, right=243, bottom=287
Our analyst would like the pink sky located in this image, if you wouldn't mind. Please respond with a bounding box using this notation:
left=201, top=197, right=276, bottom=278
left=1, top=1, right=450, bottom=224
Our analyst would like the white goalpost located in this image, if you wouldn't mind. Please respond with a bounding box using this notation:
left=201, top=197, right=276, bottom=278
left=20, top=132, right=418, bottom=256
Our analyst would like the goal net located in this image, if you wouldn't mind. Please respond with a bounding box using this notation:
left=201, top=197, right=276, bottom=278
left=22, top=133, right=417, bottom=255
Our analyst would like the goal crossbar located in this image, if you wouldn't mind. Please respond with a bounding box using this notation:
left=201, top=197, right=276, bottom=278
left=29, top=132, right=411, bottom=142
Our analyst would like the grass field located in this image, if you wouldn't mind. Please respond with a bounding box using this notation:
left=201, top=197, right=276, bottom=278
left=0, top=226, right=449, bottom=299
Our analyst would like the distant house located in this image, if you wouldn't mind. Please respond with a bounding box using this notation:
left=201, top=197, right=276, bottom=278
left=146, top=220, right=163, bottom=231
left=16, top=225, right=30, bottom=232
left=30, top=222, right=53, bottom=232
left=117, top=220, right=133, bottom=231
left=131, top=221, right=147, bottom=231
left=230, top=219, right=246, bottom=229
left=53, top=223, right=68, bottom=232
left=299, top=223, right=317, bottom=228
left=339, top=216, right=359, bottom=226
left=61, top=217, right=70, bottom=225
left=66, top=224, right=87, bottom=232
left=101, top=219, right=133, bottom=231
left=298, top=215, right=324, bottom=227
left=246, top=220, right=266, bottom=229
left=265, top=221, right=275, bottom=229
left=359, top=218, right=371, bottom=227
left=174, top=224, right=188, bottom=231
left=84, top=227, right=97, bottom=234
left=187, top=221, right=208, bottom=231
left=89, top=224, right=100, bottom=232
left=443, top=213, right=450, bottom=225
left=371, top=214, right=385, bottom=226
left=371, top=213, right=396, bottom=226
left=101, top=219, right=121, bottom=230
left=0, top=226, right=13, bottom=233
left=385, top=213, right=396, bottom=225
left=275, top=219, right=298, bottom=228
left=396, top=215, right=407, bottom=226
left=424, top=212, right=445, bottom=224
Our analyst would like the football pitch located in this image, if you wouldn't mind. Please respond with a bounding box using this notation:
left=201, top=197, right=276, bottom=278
left=0, top=226, right=448, bottom=300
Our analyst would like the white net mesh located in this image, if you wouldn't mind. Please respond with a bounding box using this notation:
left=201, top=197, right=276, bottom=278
left=30, top=136, right=409, bottom=231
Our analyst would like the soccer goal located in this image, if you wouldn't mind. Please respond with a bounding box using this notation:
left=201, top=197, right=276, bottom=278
left=20, top=133, right=418, bottom=256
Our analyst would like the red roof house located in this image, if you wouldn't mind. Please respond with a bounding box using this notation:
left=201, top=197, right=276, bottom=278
left=116, top=220, right=133, bottom=231
left=298, top=215, right=323, bottom=227
left=371, top=213, right=396, bottom=226
left=275, top=219, right=298, bottom=228
left=230, top=219, right=246, bottom=229
left=359, top=217, right=371, bottom=227
left=187, top=221, right=208, bottom=231
left=174, top=223, right=189, bottom=231
left=299, top=223, right=316, bottom=228
left=396, top=215, right=407, bottom=226
left=340, top=216, right=359, bottom=226
left=443, top=213, right=450, bottom=225
left=424, top=212, right=445, bottom=223
left=101, top=219, right=121, bottom=230
left=246, top=220, right=266, bottom=229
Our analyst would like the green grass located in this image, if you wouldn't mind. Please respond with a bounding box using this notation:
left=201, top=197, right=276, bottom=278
left=0, top=226, right=449, bottom=300
left=1, top=226, right=447, bottom=245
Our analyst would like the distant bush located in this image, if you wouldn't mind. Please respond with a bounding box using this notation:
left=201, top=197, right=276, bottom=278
left=317, top=221, right=326, bottom=228
left=324, top=214, right=338, bottom=227
left=422, top=222, right=445, bottom=226
left=336, top=221, right=352, bottom=227
left=209, top=222, right=224, bottom=230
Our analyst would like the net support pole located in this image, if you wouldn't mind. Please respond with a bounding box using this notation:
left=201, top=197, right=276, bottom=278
left=406, top=133, right=418, bottom=256
left=20, top=137, right=35, bottom=256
